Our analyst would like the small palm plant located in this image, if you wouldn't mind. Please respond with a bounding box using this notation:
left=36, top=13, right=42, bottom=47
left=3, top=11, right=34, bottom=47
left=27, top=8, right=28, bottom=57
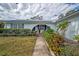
left=57, top=20, right=69, bottom=37
left=73, top=35, right=79, bottom=42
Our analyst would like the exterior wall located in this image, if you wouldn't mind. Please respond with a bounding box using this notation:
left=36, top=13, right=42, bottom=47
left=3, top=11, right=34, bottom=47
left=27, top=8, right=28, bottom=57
left=24, top=24, right=56, bottom=30
left=65, top=15, right=79, bottom=39
left=4, top=24, right=11, bottom=28
left=46, top=24, right=57, bottom=31
left=24, top=24, right=38, bottom=30
left=4, top=23, right=56, bottom=31
left=4, top=23, right=24, bottom=29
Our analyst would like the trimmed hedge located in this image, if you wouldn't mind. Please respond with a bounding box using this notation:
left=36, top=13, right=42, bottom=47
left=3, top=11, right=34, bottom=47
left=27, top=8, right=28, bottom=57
left=0, top=28, right=36, bottom=36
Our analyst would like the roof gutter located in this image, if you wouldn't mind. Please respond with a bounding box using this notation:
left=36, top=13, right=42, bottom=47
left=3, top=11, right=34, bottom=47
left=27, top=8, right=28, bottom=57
left=55, top=10, right=79, bottom=24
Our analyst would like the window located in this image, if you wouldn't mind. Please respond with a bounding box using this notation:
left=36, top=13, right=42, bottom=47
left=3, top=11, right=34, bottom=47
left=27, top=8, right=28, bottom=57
left=18, top=24, right=24, bottom=28
left=11, top=24, right=17, bottom=28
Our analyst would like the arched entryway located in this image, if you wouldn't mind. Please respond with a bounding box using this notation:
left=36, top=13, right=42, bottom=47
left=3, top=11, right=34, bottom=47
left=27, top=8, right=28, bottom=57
left=32, top=25, right=50, bottom=33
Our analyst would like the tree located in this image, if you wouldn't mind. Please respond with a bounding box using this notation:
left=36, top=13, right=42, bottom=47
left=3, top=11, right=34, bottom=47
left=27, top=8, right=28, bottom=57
left=57, top=20, right=69, bottom=37
left=0, top=22, right=4, bottom=28
left=0, top=22, right=4, bottom=33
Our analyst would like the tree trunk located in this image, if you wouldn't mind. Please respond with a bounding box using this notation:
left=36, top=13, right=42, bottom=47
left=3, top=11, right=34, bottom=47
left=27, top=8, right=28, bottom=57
left=61, top=30, right=66, bottom=37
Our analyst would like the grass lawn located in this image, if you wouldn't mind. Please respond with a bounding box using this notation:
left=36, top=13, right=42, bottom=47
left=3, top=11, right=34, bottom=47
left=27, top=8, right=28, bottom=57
left=0, top=36, right=36, bottom=56
left=59, top=43, right=79, bottom=56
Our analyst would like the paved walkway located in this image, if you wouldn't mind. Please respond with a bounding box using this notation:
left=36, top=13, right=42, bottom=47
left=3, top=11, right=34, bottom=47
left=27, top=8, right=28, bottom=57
left=33, top=34, right=52, bottom=56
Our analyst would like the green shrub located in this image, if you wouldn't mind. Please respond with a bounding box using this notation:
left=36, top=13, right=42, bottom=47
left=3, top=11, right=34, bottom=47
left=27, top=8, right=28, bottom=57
left=73, top=35, right=79, bottom=41
left=59, top=45, right=79, bottom=56
left=0, top=28, right=36, bottom=36
left=43, top=29, right=64, bottom=55
left=46, top=28, right=54, bottom=34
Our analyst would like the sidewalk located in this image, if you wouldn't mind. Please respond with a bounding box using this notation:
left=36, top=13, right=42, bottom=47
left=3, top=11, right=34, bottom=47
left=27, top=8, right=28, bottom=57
left=33, top=35, right=52, bottom=56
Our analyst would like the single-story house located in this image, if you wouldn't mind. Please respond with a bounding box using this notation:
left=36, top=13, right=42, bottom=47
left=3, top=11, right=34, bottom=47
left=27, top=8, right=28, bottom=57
left=0, top=20, right=56, bottom=32
left=0, top=10, right=79, bottom=39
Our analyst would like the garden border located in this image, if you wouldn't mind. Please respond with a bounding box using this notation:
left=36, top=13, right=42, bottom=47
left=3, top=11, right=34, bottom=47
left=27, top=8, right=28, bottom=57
left=42, top=36, right=55, bottom=56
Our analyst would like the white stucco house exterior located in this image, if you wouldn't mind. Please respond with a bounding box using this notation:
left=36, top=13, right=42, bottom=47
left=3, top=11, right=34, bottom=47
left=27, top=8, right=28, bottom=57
left=0, top=20, right=56, bottom=32
left=57, top=10, right=79, bottom=39
left=0, top=10, right=79, bottom=39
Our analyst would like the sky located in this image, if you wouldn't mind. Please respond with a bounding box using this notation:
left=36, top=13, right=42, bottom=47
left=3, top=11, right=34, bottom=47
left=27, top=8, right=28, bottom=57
left=0, top=3, right=79, bottom=22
